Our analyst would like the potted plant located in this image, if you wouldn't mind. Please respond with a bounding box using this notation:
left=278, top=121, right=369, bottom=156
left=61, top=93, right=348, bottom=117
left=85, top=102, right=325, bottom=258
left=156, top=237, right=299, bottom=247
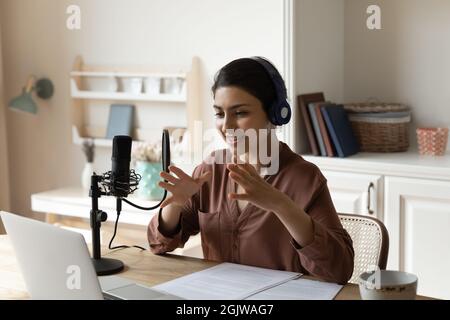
left=132, top=141, right=164, bottom=200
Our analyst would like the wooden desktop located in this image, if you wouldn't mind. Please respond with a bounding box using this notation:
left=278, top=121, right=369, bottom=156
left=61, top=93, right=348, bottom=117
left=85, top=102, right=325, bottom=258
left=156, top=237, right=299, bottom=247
left=0, top=235, right=430, bottom=300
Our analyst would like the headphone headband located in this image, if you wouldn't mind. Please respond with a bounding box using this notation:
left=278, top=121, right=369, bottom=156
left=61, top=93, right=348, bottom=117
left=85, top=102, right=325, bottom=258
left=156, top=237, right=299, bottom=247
left=249, top=56, right=291, bottom=126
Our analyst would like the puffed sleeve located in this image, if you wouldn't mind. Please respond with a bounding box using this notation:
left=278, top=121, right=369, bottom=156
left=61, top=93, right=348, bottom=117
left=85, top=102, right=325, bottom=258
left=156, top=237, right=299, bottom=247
left=291, top=180, right=355, bottom=284
left=147, top=164, right=204, bottom=254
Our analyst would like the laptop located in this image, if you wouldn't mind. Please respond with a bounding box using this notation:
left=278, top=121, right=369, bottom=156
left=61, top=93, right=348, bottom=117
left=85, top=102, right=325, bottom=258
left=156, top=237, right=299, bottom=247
left=0, top=211, right=181, bottom=300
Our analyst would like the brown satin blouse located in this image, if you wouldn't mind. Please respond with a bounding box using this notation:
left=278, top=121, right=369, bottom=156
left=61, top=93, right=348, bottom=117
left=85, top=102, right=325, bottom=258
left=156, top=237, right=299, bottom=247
left=147, top=141, right=354, bottom=284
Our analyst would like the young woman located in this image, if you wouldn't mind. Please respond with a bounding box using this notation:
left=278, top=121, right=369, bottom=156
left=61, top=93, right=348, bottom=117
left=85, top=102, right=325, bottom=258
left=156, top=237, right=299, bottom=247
left=147, top=57, right=354, bottom=284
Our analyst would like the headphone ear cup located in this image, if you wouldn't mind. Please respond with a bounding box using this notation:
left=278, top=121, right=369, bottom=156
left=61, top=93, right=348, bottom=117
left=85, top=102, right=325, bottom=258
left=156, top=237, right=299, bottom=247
left=271, top=100, right=291, bottom=125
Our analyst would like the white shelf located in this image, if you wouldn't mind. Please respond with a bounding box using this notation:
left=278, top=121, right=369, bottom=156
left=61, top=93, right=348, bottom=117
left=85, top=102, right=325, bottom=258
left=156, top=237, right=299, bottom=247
left=70, top=71, right=186, bottom=78
left=72, top=126, right=140, bottom=147
left=70, top=79, right=186, bottom=102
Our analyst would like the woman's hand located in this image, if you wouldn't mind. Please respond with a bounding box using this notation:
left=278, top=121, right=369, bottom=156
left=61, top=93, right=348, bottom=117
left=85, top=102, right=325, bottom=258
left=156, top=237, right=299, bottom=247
left=227, top=160, right=288, bottom=213
left=158, top=165, right=211, bottom=209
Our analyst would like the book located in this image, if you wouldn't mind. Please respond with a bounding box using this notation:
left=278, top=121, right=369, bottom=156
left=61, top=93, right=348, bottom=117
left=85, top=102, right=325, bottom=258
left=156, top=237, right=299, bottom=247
left=152, top=262, right=342, bottom=300
left=297, top=93, right=325, bottom=156
left=321, top=105, right=359, bottom=158
left=308, top=102, right=327, bottom=156
left=315, top=102, right=336, bottom=157
left=105, top=104, right=134, bottom=139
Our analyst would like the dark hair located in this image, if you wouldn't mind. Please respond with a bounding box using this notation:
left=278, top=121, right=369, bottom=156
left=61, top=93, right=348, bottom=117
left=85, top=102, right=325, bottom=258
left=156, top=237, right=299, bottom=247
left=211, top=58, right=284, bottom=118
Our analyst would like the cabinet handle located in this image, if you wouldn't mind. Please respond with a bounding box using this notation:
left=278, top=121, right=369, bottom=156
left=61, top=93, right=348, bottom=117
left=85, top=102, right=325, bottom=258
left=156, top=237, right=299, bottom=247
left=367, top=182, right=375, bottom=215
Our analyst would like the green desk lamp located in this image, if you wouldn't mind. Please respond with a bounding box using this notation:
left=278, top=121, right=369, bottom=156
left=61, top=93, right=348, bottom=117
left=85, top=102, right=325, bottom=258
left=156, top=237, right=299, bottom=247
left=9, top=76, right=54, bottom=114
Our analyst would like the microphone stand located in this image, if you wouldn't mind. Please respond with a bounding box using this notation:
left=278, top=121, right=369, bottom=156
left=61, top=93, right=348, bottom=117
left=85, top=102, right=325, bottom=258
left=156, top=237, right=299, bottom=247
left=89, top=173, right=124, bottom=276
left=88, top=130, right=169, bottom=276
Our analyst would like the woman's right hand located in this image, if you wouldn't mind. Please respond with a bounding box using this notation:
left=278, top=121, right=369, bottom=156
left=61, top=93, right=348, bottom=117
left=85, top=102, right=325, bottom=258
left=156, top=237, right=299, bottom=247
left=158, top=165, right=211, bottom=209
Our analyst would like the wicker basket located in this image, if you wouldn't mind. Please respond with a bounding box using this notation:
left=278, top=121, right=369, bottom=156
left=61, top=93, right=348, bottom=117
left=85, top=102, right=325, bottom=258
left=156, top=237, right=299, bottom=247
left=344, top=103, right=411, bottom=152
left=344, top=102, right=409, bottom=113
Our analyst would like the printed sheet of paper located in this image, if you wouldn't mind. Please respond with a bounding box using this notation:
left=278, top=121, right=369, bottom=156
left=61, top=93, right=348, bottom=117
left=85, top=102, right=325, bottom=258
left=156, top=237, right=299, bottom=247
left=246, top=278, right=343, bottom=300
left=152, top=262, right=300, bottom=300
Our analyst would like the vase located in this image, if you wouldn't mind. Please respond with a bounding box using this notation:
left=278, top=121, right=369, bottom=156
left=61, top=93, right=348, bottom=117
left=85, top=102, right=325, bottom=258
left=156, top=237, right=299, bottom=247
left=81, top=162, right=94, bottom=190
left=135, top=161, right=164, bottom=200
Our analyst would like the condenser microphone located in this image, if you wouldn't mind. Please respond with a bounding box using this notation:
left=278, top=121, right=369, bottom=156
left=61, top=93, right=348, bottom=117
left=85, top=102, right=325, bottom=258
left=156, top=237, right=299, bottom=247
left=111, top=135, right=132, bottom=198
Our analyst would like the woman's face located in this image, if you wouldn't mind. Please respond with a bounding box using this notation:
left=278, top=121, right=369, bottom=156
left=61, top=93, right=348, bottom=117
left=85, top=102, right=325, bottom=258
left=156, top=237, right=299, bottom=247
left=214, top=86, right=271, bottom=154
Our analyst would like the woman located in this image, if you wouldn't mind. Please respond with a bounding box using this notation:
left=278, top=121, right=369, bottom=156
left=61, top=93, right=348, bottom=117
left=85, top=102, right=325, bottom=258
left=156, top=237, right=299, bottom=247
left=147, top=57, right=354, bottom=284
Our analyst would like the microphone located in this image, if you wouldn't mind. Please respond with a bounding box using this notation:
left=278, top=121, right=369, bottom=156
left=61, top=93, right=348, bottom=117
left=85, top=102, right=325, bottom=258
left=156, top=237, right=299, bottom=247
left=110, top=136, right=132, bottom=198
left=89, top=130, right=171, bottom=275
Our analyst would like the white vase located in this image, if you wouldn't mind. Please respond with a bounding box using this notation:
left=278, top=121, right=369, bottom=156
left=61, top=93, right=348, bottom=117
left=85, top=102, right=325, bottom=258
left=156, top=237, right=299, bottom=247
left=81, top=162, right=95, bottom=190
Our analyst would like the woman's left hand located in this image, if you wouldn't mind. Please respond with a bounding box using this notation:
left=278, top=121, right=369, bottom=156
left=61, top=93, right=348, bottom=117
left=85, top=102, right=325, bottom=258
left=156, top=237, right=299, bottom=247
left=226, top=160, right=288, bottom=213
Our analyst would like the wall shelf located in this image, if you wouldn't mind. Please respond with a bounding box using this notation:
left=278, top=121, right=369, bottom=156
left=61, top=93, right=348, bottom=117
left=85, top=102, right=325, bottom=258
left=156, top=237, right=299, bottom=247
left=71, top=125, right=142, bottom=147
left=69, top=55, right=201, bottom=148
left=70, top=71, right=186, bottom=78
left=70, top=78, right=186, bottom=102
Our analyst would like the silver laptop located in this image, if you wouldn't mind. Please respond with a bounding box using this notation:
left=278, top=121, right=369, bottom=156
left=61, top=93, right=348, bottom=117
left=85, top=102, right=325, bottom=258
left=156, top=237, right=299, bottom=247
left=0, top=211, right=180, bottom=300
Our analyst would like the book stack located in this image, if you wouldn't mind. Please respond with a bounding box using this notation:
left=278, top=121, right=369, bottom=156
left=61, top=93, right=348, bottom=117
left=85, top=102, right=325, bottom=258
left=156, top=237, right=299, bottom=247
left=298, top=93, right=359, bottom=158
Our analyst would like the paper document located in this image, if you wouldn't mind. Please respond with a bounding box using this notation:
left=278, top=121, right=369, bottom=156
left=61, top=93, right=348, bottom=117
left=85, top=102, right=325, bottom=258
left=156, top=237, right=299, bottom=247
left=246, top=278, right=343, bottom=300
left=152, top=262, right=301, bottom=300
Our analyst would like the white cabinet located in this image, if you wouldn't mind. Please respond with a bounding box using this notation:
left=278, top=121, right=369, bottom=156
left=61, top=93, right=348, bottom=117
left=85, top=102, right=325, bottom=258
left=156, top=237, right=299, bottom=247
left=321, top=170, right=383, bottom=219
left=385, top=176, right=450, bottom=299
left=304, top=152, right=450, bottom=299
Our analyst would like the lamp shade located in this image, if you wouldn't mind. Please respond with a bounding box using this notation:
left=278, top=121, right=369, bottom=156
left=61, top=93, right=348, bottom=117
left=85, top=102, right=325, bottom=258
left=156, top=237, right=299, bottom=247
left=9, top=90, right=38, bottom=115
left=8, top=76, right=54, bottom=115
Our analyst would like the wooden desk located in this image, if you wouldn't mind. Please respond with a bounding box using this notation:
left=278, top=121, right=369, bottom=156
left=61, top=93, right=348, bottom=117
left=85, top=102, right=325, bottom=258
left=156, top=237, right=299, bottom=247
left=0, top=235, right=428, bottom=300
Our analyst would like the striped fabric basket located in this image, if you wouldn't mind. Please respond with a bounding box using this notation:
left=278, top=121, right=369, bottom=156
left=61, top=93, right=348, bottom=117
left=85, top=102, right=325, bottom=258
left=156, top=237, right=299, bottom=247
left=344, top=103, right=411, bottom=152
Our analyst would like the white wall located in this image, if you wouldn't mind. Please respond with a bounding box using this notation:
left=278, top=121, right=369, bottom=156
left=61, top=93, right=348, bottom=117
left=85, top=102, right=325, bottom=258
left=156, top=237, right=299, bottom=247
left=344, top=0, right=450, bottom=147
left=0, top=0, right=284, bottom=218
left=295, top=0, right=345, bottom=153
left=0, top=20, right=11, bottom=233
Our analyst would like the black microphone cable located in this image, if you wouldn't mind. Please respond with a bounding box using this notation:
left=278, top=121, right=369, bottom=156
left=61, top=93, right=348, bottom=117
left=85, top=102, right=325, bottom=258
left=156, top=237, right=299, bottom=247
left=108, top=180, right=169, bottom=252
left=121, top=189, right=167, bottom=211
left=108, top=197, right=147, bottom=251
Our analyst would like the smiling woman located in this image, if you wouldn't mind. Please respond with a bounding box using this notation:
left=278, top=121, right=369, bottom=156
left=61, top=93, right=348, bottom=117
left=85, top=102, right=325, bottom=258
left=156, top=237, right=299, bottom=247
left=147, top=57, right=355, bottom=284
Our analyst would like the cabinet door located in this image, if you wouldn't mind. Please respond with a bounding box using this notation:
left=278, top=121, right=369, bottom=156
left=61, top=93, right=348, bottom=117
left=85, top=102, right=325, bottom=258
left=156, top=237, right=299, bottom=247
left=385, top=176, right=450, bottom=299
left=321, top=170, right=383, bottom=219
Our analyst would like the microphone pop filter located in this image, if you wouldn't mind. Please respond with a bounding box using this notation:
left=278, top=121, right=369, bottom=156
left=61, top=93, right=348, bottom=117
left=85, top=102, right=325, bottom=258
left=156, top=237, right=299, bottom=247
left=162, top=129, right=170, bottom=173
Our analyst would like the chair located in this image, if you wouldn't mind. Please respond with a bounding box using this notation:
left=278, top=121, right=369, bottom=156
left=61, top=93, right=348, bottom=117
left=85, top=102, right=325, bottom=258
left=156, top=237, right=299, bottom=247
left=338, top=213, right=389, bottom=284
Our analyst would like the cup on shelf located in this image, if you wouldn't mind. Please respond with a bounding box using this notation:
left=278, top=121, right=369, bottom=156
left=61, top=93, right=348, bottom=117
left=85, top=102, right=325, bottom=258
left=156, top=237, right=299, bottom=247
left=161, top=77, right=184, bottom=95
left=83, top=76, right=117, bottom=92
left=120, top=77, right=143, bottom=94
left=144, top=77, right=161, bottom=95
